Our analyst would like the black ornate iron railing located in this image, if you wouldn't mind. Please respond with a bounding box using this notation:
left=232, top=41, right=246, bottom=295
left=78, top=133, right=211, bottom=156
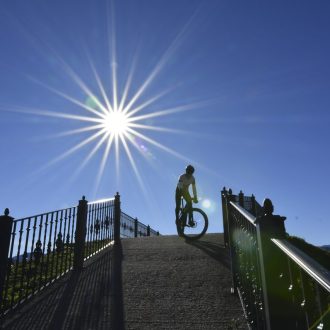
left=0, top=192, right=159, bottom=318
left=221, top=190, right=263, bottom=249
left=120, top=212, right=136, bottom=237
left=0, top=206, right=77, bottom=315
left=222, top=188, right=330, bottom=330
left=120, top=212, right=159, bottom=238
left=84, top=198, right=115, bottom=260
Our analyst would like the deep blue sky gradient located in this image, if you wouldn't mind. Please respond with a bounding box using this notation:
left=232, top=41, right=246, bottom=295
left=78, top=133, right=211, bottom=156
left=1, top=0, right=330, bottom=245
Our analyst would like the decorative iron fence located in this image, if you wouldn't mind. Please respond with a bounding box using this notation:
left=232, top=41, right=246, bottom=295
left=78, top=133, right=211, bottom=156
left=120, top=212, right=159, bottom=238
left=84, top=198, right=115, bottom=261
left=0, top=192, right=159, bottom=318
left=120, top=212, right=135, bottom=238
left=0, top=206, right=77, bottom=316
left=221, top=188, right=330, bottom=330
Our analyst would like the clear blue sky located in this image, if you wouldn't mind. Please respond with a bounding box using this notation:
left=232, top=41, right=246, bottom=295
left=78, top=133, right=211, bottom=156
left=1, top=0, right=329, bottom=245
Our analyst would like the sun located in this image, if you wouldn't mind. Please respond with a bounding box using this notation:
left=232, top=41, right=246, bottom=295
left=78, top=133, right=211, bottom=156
left=8, top=56, right=204, bottom=195
left=5, top=8, right=208, bottom=195
left=103, top=110, right=129, bottom=136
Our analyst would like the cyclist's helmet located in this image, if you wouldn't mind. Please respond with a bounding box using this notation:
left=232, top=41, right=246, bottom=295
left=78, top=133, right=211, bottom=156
left=186, top=165, right=195, bottom=175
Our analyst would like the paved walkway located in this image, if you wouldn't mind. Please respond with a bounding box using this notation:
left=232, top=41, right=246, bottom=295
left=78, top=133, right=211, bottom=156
left=1, top=234, right=247, bottom=329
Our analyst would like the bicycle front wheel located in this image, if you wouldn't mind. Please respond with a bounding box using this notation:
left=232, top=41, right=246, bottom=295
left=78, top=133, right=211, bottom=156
left=180, top=208, right=208, bottom=240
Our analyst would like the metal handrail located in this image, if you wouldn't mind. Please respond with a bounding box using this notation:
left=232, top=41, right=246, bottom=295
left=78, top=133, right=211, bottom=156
left=231, top=200, right=330, bottom=293
left=272, top=238, right=330, bottom=292
left=222, top=188, right=330, bottom=329
left=88, top=197, right=115, bottom=205
left=121, top=211, right=134, bottom=219
left=230, top=201, right=256, bottom=225
left=13, top=206, right=76, bottom=223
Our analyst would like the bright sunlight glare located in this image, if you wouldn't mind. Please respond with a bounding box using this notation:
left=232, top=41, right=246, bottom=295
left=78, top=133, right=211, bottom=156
left=9, top=50, right=204, bottom=197
left=2, top=6, right=210, bottom=196
left=103, top=110, right=129, bottom=136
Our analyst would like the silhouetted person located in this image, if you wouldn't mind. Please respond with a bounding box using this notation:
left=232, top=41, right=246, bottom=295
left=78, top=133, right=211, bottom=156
left=175, top=165, right=198, bottom=224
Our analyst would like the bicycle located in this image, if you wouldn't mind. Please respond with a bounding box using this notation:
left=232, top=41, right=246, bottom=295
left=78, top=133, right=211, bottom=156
left=176, top=198, right=208, bottom=240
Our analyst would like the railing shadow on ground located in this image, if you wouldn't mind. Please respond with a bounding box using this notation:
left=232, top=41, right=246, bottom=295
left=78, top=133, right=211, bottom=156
left=0, top=245, right=123, bottom=330
left=185, top=239, right=231, bottom=269
left=47, top=271, right=83, bottom=330
left=0, top=193, right=159, bottom=319
left=110, top=242, right=124, bottom=330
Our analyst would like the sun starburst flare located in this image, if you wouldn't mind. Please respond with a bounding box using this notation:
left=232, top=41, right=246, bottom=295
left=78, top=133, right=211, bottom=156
left=1, top=5, right=215, bottom=195
left=2, top=52, right=214, bottom=195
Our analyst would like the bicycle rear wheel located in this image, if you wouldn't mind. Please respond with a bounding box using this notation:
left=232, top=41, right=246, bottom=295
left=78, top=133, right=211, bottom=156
left=180, top=208, right=208, bottom=240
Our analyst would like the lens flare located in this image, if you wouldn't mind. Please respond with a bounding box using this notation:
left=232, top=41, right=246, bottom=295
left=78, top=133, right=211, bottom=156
left=202, top=199, right=211, bottom=209
left=201, top=198, right=216, bottom=214
left=3, top=6, right=210, bottom=195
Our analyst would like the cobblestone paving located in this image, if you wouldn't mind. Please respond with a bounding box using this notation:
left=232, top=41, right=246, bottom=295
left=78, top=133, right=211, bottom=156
left=1, top=234, right=247, bottom=330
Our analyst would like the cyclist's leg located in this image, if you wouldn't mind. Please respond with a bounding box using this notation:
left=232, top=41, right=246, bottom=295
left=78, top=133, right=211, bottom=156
left=175, top=188, right=182, bottom=222
left=181, top=189, right=192, bottom=224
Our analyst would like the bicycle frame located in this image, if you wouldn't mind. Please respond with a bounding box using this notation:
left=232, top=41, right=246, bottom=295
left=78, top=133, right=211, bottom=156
left=180, top=198, right=193, bottom=224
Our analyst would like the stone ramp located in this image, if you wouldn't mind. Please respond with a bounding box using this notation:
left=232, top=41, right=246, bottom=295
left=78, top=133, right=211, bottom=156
left=121, top=233, right=246, bottom=329
left=1, top=234, right=247, bottom=329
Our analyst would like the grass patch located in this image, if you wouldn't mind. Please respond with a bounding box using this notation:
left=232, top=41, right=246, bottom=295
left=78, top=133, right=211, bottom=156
left=1, top=239, right=112, bottom=313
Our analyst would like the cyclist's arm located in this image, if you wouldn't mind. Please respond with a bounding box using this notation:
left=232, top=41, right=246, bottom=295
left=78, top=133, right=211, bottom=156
left=192, top=183, right=198, bottom=202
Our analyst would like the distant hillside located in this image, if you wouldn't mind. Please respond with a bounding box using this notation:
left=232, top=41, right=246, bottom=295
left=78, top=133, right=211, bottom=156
left=321, top=245, right=330, bottom=252
left=11, top=252, right=32, bottom=263
left=287, top=236, right=330, bottom=271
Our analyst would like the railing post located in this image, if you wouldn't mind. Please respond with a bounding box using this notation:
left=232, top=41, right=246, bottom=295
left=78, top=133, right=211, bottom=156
left=73, top=196, right=88, bottom=271
left=225, top=189, right=239, bottom=295
left=221, top=187, right=229, bottom=247
left=255, top=198, right=294, bottom=329
left=238, top=190, right=244, bottom=207
left=147, top=225, right=150, bottom=237
left=251, top=194, right=256, bottom=216
left=0, top=209, right=14, bottom=304
left=114, top=192, right=121, bottom=244
left=134, top=218, right=138, bottom=238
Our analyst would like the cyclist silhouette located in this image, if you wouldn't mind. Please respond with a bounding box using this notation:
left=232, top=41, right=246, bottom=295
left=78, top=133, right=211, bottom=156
left=175, top=165, right=198, bottom=224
